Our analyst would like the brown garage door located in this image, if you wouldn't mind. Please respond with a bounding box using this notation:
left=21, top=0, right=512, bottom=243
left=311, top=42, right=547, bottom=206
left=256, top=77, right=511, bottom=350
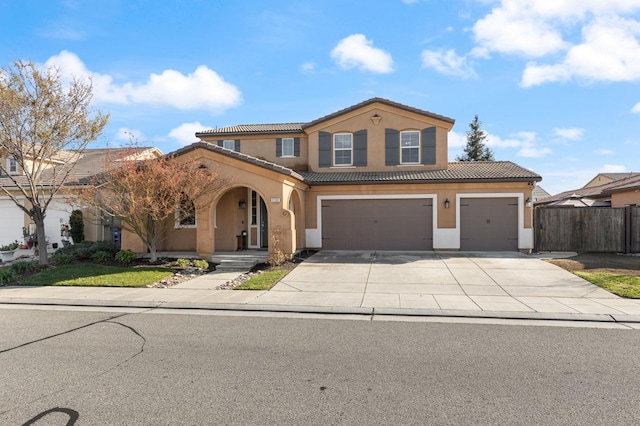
left=460, top=197, right=518, bottom=251
left=321, top=199, right=433, bottom=250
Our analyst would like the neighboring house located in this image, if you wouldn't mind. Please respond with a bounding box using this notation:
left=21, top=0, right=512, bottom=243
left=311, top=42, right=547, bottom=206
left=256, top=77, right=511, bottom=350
left=0, top=147, right=162, bottom=248
left=123, top=98, right=541, bottom=256
left=583, top=172, right=640, bottom=188
left=536, top=174, right=640, bottom=208
left=532, top=186, right=551, bottom=202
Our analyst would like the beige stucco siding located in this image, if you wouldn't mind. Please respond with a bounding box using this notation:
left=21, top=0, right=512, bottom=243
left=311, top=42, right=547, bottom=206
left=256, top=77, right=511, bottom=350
left=611, top=190, right=640, bottom=207
left=198, top=133, right=308, bottom=171
left=306, top=105, right=451, bottom=172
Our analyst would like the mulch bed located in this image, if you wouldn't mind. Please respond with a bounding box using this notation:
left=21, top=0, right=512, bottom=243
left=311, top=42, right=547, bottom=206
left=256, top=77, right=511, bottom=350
left=545, top=253, right=640, bottom=276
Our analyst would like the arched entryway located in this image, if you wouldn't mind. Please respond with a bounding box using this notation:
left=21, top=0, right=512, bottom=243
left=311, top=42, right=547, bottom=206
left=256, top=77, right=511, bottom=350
left=213, top=186, right=270, bottom=251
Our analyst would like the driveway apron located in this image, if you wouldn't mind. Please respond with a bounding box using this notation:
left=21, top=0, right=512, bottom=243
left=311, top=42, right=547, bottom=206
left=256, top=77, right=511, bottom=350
left=263, top=251, right=640, bottom=316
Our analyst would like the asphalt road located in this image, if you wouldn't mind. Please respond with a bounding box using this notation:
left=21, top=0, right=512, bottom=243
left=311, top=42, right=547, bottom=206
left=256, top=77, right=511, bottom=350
left=1, top=307, right=639, bottom=425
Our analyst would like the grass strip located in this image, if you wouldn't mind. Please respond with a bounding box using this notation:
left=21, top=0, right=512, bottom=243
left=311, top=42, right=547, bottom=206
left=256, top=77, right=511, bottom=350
left=574, top=271, right=640, bottom=299
left=234, top=269, right=288, bottom=290
left=19, top=264, right=174, bottom=287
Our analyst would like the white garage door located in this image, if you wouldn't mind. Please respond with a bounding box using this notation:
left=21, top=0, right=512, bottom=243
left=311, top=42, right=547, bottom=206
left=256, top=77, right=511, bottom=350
left=0, top=200, right=25, bottom=244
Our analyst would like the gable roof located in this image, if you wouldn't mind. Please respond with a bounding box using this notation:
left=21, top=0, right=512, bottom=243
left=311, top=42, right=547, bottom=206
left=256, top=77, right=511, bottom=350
left=583, top=172, right=640, bottom=188
left=302, top=97, right=455, bottom=129
left=195, top=97, right=455, bottom=137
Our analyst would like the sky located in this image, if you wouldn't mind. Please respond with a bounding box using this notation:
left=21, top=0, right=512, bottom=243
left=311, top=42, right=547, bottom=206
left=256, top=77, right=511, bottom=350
left=1, top=0, right=639, bottom=195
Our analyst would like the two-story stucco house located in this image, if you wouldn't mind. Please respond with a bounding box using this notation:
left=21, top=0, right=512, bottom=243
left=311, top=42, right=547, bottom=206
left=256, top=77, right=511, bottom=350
left=122, top=98, right=541, bottom=257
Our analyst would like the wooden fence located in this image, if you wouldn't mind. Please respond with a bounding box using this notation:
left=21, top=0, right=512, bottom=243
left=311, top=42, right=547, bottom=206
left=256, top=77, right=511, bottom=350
left=534, top=206, right=639, bottom=253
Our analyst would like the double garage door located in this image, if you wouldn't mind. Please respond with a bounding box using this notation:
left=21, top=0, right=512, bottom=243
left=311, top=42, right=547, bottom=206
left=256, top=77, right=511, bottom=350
left=321, top=199, right=433, bottom=250
left=321, top=197, right=519, bottom=251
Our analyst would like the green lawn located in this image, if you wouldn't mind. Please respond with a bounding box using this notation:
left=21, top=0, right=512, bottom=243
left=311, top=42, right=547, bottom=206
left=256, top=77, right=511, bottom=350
left=574, top=271, right=640, bottom=299
left=19, top=264, right=174, bottom=287
left=234, top=270, right=289, bottom=290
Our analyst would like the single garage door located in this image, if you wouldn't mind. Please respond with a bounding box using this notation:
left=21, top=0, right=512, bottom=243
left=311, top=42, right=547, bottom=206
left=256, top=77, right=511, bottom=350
left=321, top=199, right=433, bottom=250
left=0, top=201, right=25, bottom=243
left=460, top=197, right=518, bottom=251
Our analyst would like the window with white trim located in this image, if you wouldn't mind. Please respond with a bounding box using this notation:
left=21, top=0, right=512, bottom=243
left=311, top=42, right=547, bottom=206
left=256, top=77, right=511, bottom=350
left=333, top=133, right=352, bottom=166
left=400, top=131, right=420, bottom=164
left=7, top=157, right=18, bottom=174
left=282, top=137, right=294, bottom=157
left=222, top=139, right=236, bottom=151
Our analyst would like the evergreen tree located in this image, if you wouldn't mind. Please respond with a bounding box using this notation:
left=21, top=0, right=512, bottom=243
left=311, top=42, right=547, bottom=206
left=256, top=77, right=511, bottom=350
left=456, top=114, right=495, bottom=162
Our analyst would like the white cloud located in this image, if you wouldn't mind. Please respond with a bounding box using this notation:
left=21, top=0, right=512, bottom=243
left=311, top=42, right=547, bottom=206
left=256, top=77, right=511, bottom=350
left=421, top=49, right=477, bottom=78
left=595, top=149, right=614, bottom=155
left=301, top=62, right=315, bottom=73
left=472, top=6, right=567, bottom=58
left=115, top=128, right=146, bottom=143
left=44, top=51, right=242, bottom=113
left=470, top=1, right=640, bottom=86
left=602, top=164, right=627, bottom=172
left=522, top=16, right=640, bottom=86
left=449, top=129, right=551, bottom=158
left=632, top=102, right=640, bottom=113
left=553, top=127, right=584, bottom=140
left=331, top=34, right=394, bottom=74
left=169, top=122, right=208, bottom=146
left=447, top=131, right=466, bottom=148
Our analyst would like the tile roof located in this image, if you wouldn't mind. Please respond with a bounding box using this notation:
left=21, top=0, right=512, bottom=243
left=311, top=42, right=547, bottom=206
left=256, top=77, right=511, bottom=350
left=300, top=161, right=541, bottom=184
left=195, top=97, right=456, bottom=137
left=537, top=173, right=640, bottom=205
left=196, top=123, right=305, bottom=136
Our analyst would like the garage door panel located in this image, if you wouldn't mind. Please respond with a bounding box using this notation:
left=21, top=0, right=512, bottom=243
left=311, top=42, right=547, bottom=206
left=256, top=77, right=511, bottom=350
left=322, top=199, right=433, bottom=250
left=460, top=198, right=518, bottom=251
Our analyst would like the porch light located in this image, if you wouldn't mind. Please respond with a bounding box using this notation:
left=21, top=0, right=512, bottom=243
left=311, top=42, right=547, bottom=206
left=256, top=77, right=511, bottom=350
left=525, top=198, right=533, bottom=208
left=444, top=198, right=450, bottom=209
left=238, top=200, right=247, bottom=209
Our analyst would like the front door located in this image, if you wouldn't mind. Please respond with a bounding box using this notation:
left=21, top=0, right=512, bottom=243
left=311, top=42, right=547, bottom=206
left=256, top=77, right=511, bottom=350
left=260, top=197, right=268, bottom=248
left=248, top=190, right=269, bottom=249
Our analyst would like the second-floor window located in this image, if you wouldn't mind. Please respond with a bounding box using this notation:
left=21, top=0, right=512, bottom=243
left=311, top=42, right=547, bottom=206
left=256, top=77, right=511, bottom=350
left=222, top=140, right=236, bottom=151
left=7, top=157, right=18, bottom=174
left=282, top=138, right=294, bottom=157
left=400, top=131, right=420, bottom=164
left=333, top=133, right=352, bottom=166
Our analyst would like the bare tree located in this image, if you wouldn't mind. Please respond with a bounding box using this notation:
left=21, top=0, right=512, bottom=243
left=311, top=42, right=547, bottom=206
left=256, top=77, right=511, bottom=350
left=0, top=60, right=109, bottom=264
left=78, top=145, right=228, bottom=262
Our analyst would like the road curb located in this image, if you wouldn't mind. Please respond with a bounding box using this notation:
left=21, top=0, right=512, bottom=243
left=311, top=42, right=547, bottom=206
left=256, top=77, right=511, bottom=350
left=1, top=298, right=638, bottom=323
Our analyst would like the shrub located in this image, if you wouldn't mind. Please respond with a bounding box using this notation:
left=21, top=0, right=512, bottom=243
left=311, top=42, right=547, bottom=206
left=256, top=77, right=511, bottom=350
left=91, top=250, right=113, bottom=262
left=192, top=259, right=209, bottom=270
left=51, top=252, right=77, bottom=265
left=0, top=267, right=17, bottom=284
left=9, top=260, right=36, bottom=275
left=175, top=258, right=190, bottom=268
left=115, top=249, right=137, bottom=264
left=0, top=241, right=19, bottom=251
left=69, top=209, right=85, bottom=243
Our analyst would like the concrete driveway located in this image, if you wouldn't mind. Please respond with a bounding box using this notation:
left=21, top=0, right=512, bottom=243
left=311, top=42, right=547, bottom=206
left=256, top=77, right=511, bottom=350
left=263, top=251, right=640, bottom=316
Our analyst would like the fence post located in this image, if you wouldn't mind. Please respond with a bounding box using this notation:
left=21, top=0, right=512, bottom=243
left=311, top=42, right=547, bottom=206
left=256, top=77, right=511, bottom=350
left=625, top=205, right=631, bottom=254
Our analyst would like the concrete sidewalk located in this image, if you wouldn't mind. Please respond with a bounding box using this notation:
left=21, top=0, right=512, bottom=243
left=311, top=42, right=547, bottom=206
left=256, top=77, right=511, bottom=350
left=1, top=251, right=639, bottom=323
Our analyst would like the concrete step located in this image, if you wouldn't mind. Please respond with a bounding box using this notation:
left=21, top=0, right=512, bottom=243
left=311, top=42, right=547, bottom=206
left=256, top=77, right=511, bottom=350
left=211, top=252, right=269, bottom=272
